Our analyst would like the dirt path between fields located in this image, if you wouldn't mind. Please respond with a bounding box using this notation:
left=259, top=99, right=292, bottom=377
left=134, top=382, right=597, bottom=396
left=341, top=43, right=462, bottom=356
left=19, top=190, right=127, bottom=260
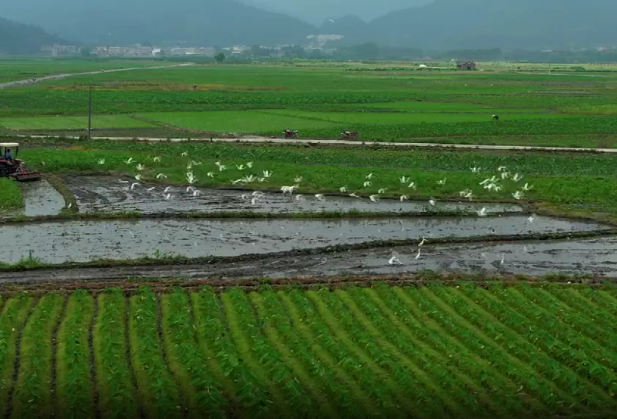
left=0, top=63, right=194, bottom=90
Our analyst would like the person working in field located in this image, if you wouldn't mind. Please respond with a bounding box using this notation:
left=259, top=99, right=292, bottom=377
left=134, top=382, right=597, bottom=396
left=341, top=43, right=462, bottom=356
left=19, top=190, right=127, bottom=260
left=4, top=148, right=13, bottom=161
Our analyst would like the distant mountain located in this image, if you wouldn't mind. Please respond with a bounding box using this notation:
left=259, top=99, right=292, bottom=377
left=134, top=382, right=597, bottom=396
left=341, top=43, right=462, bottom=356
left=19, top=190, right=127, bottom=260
left=320, top=16, right=368, bottom=41
left=1, top=0, right=315, bottom=47
left=363, top=0, right=617, bottom=50
left=0, top=17, right=66, bottom=55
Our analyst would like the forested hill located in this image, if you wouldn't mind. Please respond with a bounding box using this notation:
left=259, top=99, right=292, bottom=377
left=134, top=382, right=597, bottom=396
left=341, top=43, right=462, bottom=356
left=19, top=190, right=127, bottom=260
left=0, top=17, right=66, bottom=55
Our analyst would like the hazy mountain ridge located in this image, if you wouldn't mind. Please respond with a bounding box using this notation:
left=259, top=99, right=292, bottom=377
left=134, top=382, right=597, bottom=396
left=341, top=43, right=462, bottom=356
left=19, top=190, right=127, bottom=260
left=3, top=0, right=617, bottom=50
left=0, top=17, right=66, bottom=54
left=363, top=0, right=617, bottom=49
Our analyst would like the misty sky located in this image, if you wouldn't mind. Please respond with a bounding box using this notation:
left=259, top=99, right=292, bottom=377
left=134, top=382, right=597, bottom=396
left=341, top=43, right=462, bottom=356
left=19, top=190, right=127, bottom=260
left=241, top=0, right=431, bottom=23
left=3, top=0, right=432, bottom=27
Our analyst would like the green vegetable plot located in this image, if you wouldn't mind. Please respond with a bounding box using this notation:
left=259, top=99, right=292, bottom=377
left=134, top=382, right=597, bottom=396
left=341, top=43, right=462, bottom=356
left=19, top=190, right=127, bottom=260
left=0, top=283, right=615, bottom=417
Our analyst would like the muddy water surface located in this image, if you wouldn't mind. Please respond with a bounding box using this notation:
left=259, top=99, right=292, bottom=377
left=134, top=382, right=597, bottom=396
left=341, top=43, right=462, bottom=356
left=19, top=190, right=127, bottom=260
left=20, top=180, right=64, bottom=217
left=0, top=215, right=606, bottom=264
left=65, top=176, right=523, bottom=215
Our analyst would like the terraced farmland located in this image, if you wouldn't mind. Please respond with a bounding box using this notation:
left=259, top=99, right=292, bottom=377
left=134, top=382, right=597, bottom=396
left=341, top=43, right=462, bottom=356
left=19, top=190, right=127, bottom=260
left=0, top=283, right=615, bottom=418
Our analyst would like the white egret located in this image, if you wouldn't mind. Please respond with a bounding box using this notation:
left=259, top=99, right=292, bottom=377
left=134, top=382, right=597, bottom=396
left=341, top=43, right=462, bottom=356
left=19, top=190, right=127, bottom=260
left=418, top=237, right=426, bottom=247
left=156, top=173, right=167, bottom=179
left=471, top=167, right=481, bottom=173
left=246, top=162, right=254, bottom=169
left=294, top=176, right=303, bottom=183
left=349, top=193, right=361, bottom=199
left=400, top=176, right=409, bottom=184
left=98, top=159, right=105, bottom=165
left=528, top=214, right=535, bottom=223
left=437, top=179, right=447, bottom=186
left=192, top=190, right=201, bottom=197
left=130, top=183, right=140, bottom=191
left=366, top=173, right=373, bottom=180
left=236, top=164, right=245, bottom=171
left=164, top=194, right=173, bottom=200
left=263, top=170, right=272, bottom=178
left=339, top=186, right=347, bottom=193
left=501, top=172, right=510, bottom=180
left=153, top=156, right=162, bottom=163
left=408, top=182, right=417, bottom=190
left=164, top=186, right=173, bottom=193
left=497, top=166, right=507, bottom=172
left=512, top=173, right=523, bottom=182
left=378, top=188, right=387, bottom=194
left=512, top=191, right=524, bottom=200
left=207, top=172, right=215, bottom=178
left=218, top=165, right=227, bottom=172
left=119, top=179, right=129, bottom=184
left=134, top=174, right=142, bottom=181
left=476, top=207, right=487, bottom=217
left=296, top=194, right=305, bottom=202
left=181, top=152, right=188, bottom=157
left=252, top=191, right=265, bottom=197
left=522, top=183, right=534, bottom=191
left=400, top=195, right=408, bottom=202
left=147, top=187, right=156, bottom=192
left=415, top=249, right=421, bottom=260
left=500, top=254, right=505, bottom=265
left=315, top=194, right=325, bottom=201
left=136, top=164, right=145, bottom=171
left=187, top=186, right=196, bottom=193
left=429, top=199, right=436, bottom=206
left=251, top=197, right=259, bottom=205
left=363, top=181, right=372, bottom=188
left=369, top=195, right=379, bottom=203
left=389, top=256, right=403, bottom=265
left=124, top=158, right=134, bottom=165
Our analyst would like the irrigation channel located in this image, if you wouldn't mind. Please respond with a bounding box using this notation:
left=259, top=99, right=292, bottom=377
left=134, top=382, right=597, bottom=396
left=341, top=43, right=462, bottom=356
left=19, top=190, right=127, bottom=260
left=0, top=175, right=614, bottom=282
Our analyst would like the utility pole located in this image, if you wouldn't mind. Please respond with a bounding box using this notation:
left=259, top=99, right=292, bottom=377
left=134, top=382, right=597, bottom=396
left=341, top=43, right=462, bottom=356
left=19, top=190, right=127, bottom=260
left=87, top=84, right=93, bottom=140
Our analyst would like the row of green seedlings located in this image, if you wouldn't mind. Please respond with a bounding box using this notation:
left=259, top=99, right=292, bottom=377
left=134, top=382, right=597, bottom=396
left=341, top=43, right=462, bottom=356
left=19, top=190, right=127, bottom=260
left=394, top=285, right=583, bottom=414
left=0, top=295, right=32, bottom=416
left=365, top=284, right=547, bottom=416
left=55, top=290, right=96, bottom=418
left=10, top=293, right=64, bottom=418
left=474, top=285, right=617, bottom=401
left=93, top=289, right=139, bottom=419
left=427, top=283, right=617, bottom=414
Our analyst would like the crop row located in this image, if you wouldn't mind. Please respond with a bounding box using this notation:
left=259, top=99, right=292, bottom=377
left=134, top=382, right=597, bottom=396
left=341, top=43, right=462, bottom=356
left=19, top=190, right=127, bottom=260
left=0, top=284, right=613, bottom=417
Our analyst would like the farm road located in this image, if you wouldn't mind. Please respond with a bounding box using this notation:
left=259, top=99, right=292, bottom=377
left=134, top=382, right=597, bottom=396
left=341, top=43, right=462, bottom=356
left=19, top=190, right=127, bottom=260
left=22, top=134, right=617, bottom=154
left=0, top=63, right=194, bottom=89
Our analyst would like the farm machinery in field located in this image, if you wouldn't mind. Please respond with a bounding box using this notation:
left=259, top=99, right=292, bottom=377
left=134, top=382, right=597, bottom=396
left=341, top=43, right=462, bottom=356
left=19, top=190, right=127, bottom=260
left=283, top=129, right=299, bottom=139
left=340, top=131, right=360, bottom=140
left=0, top=143, right=41, bottom=182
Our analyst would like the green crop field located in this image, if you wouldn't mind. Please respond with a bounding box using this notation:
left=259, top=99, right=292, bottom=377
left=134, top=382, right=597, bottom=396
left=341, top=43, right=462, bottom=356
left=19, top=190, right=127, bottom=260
left=0, top=179, right=23, bottom=211
left=0, top=283, right=614, bottom=418
left=0, top=115, right=155, bottom=130
left=0, top=58, right=165, bottom=83
left=18, top=139, right=617, bottom=219
left=4, top=61, right=617, bottom=146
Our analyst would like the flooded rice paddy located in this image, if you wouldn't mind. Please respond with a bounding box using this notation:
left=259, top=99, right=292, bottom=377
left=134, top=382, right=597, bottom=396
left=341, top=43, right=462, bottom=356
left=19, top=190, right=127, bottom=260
left=64, top=176, right=523, bottom=215
left=1, top=215, right=607, bottom=264
left=20, top=180, right=64, bottom=217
